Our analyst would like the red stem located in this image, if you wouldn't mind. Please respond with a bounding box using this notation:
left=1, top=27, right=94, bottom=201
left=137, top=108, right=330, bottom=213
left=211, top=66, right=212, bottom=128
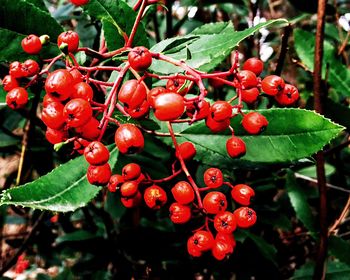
left=127, top=0, right=148, bottom=47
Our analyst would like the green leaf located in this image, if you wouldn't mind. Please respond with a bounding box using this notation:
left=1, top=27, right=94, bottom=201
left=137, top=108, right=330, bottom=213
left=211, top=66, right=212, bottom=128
left=24, top=0, right=49, bottom=12
left=177, top=109, right=343, bottom=167
left=329, top=236, right=350, bottom=266
left=0, top=146, right=119, bottom=212
left=286, top=171, right=316, bottom=233
left=149, top=19, right=287, bottom=74
left=293, top=261, right=350, bottom=280
left=0, top=130, right=20, bottom=148
left=297, top=163, right=335, bottom=178
left=56, top=229, right=101, bottom=244
left=83, top=0, right=149, bottom=50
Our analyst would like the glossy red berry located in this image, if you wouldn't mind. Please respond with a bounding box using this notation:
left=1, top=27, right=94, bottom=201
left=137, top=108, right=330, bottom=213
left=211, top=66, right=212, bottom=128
left=215, top=232, right=236, bottom=248
left=236, top=70, right=258, bottom=89
left=203, top=191, right=227, bottom=214
left=87, top=163, right=112, bottom=186
left=190, top=230, right=215, bottom=251
left=241, top=87, right=260, bottom=104
left=186, top=99, right=210, bottom=120
left=120, top=181, right=139, bottom=197
left=226, top=136, right=246, bottom=158
left=144, top=185, right=167, bottom=209
left=128, top=46, right=152, bottom=71
left=261, top=75, right=285, bottom=96
left=43, top=94, right=60, bottom=107
left=204, top=168, right=223, bottom=189
left=72, top=82, right=94, bottom=101
left=118, top=79, right=147, bottom=109
left=114, top=124, right=144, bottom=154
left=153, top=92, right=185, bottom=121
left=107, top=174, right=124, bottom=192
left=63, top=98, right=92, bottom=128
left=57, top=31, right=80, bottom=53
left=147, top=87, right=167, bottom=108
left=69, top=68, right=84, bottom=84
left=243, top=57, right=264, bottom=76
left=41, top=101, right=65, bottom=129
left=73, top=138, right=89, bottom=155
left=205, top=114, right=230, bottom=133
left=121, top=191, right=142, bottom=208
left=166, top=78, right=188, bottom=96
left=210, top=101, right=232, bottom=122
left=21, top=59, right=40, bottom=77
left=275, top=84, right=299, bottom=106
left=208, top=72, right=226, bottom=88
left=175, top=142, right=196, bottom=161
left=45, top=128, right=67, bottom=145
left=242, top=112, right=268, bottom=135
left=69, top=0, right=90, bottom=5
left=231, top=184, right=255, bottom=206
left=212, top=239, right=234, bottom=261
left=214, top=211, right=236, bottom=234
left=187, top=236, right=202, bottom=257
left=125, top=99, right=149, bottom=119
left=75, top=117, right=100, bottom=140
left=171, top=181, right=195, bottom=205
left=84, top=141, right=110, bottom=165
left=2, top=75, right=19, bottom=92
left=9, top=62, right=24, bottom=78
left=169, top=203, right=191, bottom=224
left=122, top=163, right=141, bottom=181
left=234, top=207, right=257, bottom=228
left=45, top=69, right=74, bottom=101
left=6, top=87, right=28, bottom=110
left=21, top=34, right=42, bottom=54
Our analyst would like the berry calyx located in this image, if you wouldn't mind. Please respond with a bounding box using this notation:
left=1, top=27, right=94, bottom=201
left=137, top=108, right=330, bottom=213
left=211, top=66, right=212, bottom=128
left=234, top=207, right=257, bottom=228
left=171, top=181, right=195, bottom=205
left=84, top=141, right=110, bottom=165
left=261, top=75, right=285, bottom=96
left=21, top=34, right=42, bottom=54
left=144, top=185, right=167, bottom=209
left=175, top=142, right=196, bottom=161
left=58, top=31, right=80, bottom=53
left=275, top=84, right=299, bottom=106
left=214, top=211, right=236, bottom=234
left=204, top=168, right=223, bottom=189
left=190, top=230, right=215, bottom=251
left=166, top=78, right=188, bottom=96
left=231, top=184, right=255, bottom=206
left=128, top=46, right=152, bottom=71
left=169, top=203, right=191, bottom=224
left=226, top=136, right=246, bottom=158
left=203, top=191, right=227, bottom=214
left=242, top=112, right=268, bottom=135
left=6, top=87, right=28, bottom=110
left=114, top=124, right=144, bottom=154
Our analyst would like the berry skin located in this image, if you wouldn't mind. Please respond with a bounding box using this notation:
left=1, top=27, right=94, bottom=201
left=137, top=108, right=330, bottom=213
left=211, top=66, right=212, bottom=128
left=166, top=78, right=188, bottom=96
left=242, top=57, right=264, bottom=76
left=122, top=163, right=142, bottom=181
left=175, top=142, right=196, bottom=161
left=21, top=59, right=40, bottom=77
left=186, top=99, right=210, bottom=120
left=114, top=124, right=144, bottom=154
left=107, top=174, right=124, bottom=192
left=45, top=69, right=74, bottom=101
left=75, top=117, right=100, bottom=140
left=41, top=101, right=65, bottom=129
left=118, top=79, right=147, bottom=109
left=69, top=68, right=84, bottom=84
left=9, top=62, right=24, bottom=78
left=144, top=185, right=167, bottom=209
left=241, top=87, right=260, bottom=104
left=125, top=99, right=150, bottom=119
left=204, top=168, right=223, bottom=189
left=214, top=211, right=237, bottom=234
left=187, top=236, right=202, bottom=257
left=205, top=114, right=230, bottom=133
left=84, top=141, right=110, bottom=165
left=190, top=230, right=215, bottom=251
left=128, top=46, right=152, bottom=71
left=212, top=239, right=234, bottom=261
left=43, top=94, right=60, bottom=107
left=2, top=75, right=19, bottom=92
left=226, top=136, right=246, bottom=158
left=236, top=70, right=258, bottom=89
left=57, top=31, right=80, bottom=53
left=69, top=0, right=90, bottom=5
left=21, top=34, right=42, bottom=54
left=171, top=181, right=195, bottom=205
left=153, top=92, right=185, bottom=121
left=120, top=181, right=139, bottom=197
left=242, top=112, right=268, bottom=135
left=261, top=75, right=285, bottom=96
left=275, top=84, right=299, bottom=106
left=231, top=184, right=255, bottom=206
left=121, top=191, right=142, bottom=208
left=45, top=128, right=67, bottom=145
left=169, top=203, right=191, bottom=224
left=72, top=82, right=94, bottom=101
left=87, top=163, right=112, bottom=186
left=234, top=207, right=257, bottom=228
left=203, top=191, right=227, bottom=214
left=208, top=72, right=226, bottom=88
left=216, top=232, right=236, bottom=248
left=210, top=101, right=232, bottom=122
left=147, top=87, right=167, bottom=108
left=6, top=87, right=28, bottom=110
left=63, top=98, right=92, bottom=128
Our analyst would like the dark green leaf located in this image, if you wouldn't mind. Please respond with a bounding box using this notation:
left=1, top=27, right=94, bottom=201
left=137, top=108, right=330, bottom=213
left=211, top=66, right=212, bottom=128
left=297, top=163, right=335, bottom=178
left=56, top=230, right=101, bottom=244
left=0, top=130, right=20, bottom=148
left=329, top=236, right=350, bottom=266
left=293, top=261, right=350, bottom=280
left=24, top=0, right=48, bottom=12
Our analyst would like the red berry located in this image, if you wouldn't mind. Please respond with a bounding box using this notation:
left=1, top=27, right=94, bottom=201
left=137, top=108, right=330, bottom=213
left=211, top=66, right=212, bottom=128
left=45, top=69, right=74, bottom=101
left=234, top=207, right=257, bottom=228
left=215, top=232, right=236, bottom=248
left=212, top=239, right=234, bottom=261
left=226, top=136, right=246, bottom=158
left=122, top=163, right=142, bottom=181
left=69, top=68, right=84, bottom=84
left=118, top=79, right=147, bottom=109
left=41, top=101, right=65, bottom=129
left=169, top=203, right=191, bottom=224
left=63, top=98, right=92, bottom=128
left=186, top=99, right=210, bottom=120
left=205, top=114, right=230, bottom=133
left=45, top=128, right=68, bottom=144
left=144, top=185, right=167, bottom=209
left=175, top=142, right=196, bottom=161
left=243, top=57, right=264, bottom=76
left=9, top=61, right=24, bottom=78
left=153, top=92, right=185, bottom=121
left=236, top=70, right=258, bottom=89
left=203, top=191, right=227, bottom=214
left=209, top=72, right=226, bottom=88
left=128, top=46, right=152, bottom=71
left=231, top=184, right=255, bottom=206
left=210, top=101, right=232, bottom=122
left=214, top=211, right=236, bottom=234
left=6, top=87, right=28, bottom=110
left=2, top=75, right=19, bottom=92
left=261, top=75, right=285, bottom=96
left=166, top=78, right=188, bottom=96
left=21, top=59, right=40, bottom=77
left=75, top=117, right=101, bottom=140
left=72, top=82, right=94, bottom=101
left=171, top=181, right=195, bottom=205
left=21, top=34, right=42, bottom=54
left=203, top=168, right=223, bottom=189
left=114, top=124, right=144, bottom=154
left=84, top=141, right=110, bottom=165
left=275, top=84, right=299, bottom=106
left=43, top=94, right=60, bottom=107
left=107, top=174, right=124, bottom=192
left=120, top=181, right=139, bottom=197
left=242, top=112, right=268, bottom=135
left=241, top=87, right=260, bottom=104
left=121, top=191, right=142, bottom=208
left=57, top=31, right=80, bottom=53
left=187, top=236, right=202, bottom=257
left=191, top=230, right=214, bottom=251
left=125, top=99, right=149, bottom=119
left=87, top=163, right=112, bottom=186
left=147, top=87, right=167, bottom=108
left=73, top=138, right=89, bottom=154
left=69, top=0, right=90, bottom=5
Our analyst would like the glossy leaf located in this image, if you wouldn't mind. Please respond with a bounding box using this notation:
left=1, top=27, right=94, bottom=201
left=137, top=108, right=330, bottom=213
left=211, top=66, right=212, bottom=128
left=149, top=19, right=287, bottom=74
left=293, top=261, right=350, bottom=280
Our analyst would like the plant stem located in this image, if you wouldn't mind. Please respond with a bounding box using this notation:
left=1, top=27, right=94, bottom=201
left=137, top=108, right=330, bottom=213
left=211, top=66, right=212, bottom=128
left=275, top=24, right=292, bottom=76
left=126, top=0, right=147, bottom=47
left=328, top=195, right=350, bottom=235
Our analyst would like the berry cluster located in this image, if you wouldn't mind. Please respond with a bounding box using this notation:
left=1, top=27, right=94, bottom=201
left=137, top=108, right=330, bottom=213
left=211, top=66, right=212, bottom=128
left=1, top=0, right=300, bottom=261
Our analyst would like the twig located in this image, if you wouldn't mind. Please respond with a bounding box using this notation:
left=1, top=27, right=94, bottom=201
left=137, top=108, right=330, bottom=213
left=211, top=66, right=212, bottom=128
left=328, top=195, right=350, bottom=235
left=295, top=173, right=350, bottom=193
left=275, top=24, right=292, bottom=76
